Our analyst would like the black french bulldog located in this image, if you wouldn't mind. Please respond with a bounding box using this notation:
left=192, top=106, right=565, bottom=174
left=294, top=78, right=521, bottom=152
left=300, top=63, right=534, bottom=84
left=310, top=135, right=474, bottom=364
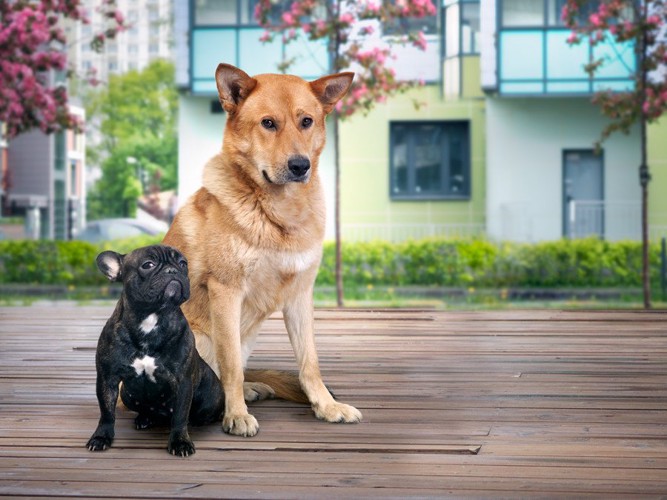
left=86, top=244, right=224, bottom=457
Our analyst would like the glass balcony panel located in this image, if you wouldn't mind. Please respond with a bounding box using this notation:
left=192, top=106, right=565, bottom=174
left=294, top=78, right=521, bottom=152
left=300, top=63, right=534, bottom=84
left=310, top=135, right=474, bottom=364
left=238, top=28, right=283, bottom=76
left=546, top=30, right=588, bottom=79
left=500, top=31, right=543, bottom=79
left=593, top=37, right=635, bottom=79
left=592, top=80, right=634, bottom=92
left=546, top=81, right=590, bottom=93
left=285, top=35, right=330, bottom=80
left=192, top=29, right=236, bottom=80
left=500, top=82, right=544, bottom=93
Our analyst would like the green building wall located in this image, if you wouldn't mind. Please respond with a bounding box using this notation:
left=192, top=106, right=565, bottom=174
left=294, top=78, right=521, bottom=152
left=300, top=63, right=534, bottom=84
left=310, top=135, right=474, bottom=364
left=338, top=81, right=486, bottom=241
left=648, top=118, right=667, bottom=238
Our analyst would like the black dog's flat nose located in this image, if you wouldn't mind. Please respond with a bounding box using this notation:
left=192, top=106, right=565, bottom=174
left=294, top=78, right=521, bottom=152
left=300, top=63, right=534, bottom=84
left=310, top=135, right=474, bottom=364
left=288, top=156, right=310, bottom=177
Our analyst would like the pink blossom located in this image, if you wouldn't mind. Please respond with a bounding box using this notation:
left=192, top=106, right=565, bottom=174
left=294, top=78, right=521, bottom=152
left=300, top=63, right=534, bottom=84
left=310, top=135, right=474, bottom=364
left=339, top=13, right=354, bottom=24
left=413, top=31, right=428, bottom=51
left=366, top=1, right=381, bottom=14
left=647, top=15, right=661, bottom=26
left=589, top=13, right=601, bottom=27
left=282, top=12, right=295, bottom=25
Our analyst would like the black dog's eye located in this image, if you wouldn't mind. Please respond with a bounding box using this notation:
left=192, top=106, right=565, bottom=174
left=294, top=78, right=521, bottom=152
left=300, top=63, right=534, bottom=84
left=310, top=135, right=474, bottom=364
left=261, top=118, right=276, bottom=130
left=179, top=259, right=187, bottom=268
left=141, top=261, right=155, bottom=270
left=301, top=117, right=313, bottom=129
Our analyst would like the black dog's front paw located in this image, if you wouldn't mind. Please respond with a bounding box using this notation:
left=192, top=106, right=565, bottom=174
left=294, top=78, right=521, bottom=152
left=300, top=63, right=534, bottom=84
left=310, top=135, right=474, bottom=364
left=167, top=433, right=195, bottom=457
left=87, top=433, right=113, bottom=451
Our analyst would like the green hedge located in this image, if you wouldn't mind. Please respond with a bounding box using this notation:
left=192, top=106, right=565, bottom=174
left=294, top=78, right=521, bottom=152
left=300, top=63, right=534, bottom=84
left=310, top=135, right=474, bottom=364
left=0, top=236, right=661, bottom=288
left=0, top=236, right=163, bottom=286
left=316, top=237, right=661, bottom=288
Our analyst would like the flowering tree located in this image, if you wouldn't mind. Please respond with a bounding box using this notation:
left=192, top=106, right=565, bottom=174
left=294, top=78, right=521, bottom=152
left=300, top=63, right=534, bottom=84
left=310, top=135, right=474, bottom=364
left=0, top=0, right=127, bottom=138
left=564, top=0, right=666, bottom=308
left=256, top=0, right=437, bottom=305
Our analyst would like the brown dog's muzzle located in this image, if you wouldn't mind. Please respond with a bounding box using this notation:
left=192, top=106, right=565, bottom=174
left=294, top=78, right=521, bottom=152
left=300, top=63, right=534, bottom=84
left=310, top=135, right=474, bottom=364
left=287, top=155, right=311, bottom=182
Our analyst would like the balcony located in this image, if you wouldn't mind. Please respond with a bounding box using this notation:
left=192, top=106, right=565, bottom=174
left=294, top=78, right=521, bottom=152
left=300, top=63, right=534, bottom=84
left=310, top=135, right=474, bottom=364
left=499, top=28, right=635, bottom=95
left=191, top=27, right=329, bottom=94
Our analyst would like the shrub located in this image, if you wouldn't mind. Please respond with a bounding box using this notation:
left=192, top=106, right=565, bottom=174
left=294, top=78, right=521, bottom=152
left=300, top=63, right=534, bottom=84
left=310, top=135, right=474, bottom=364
left=0, top=235, right=164, bottom=286
left=0, top=236, right=660, bottom=289
left=316, top=237, right=660, bottom=288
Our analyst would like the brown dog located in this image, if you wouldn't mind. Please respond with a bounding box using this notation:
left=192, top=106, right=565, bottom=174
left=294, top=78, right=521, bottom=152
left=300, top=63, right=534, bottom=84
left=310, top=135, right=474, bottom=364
left=163, top=63, right=362, bottom=437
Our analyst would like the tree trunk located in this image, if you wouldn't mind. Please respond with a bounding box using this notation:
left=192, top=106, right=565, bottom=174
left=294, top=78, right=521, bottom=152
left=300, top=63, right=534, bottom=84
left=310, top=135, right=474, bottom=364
left=640, top=119, right=651, bottom=309
left=639, top=3, right=651, bottom=309
left=332, top=0, right=344, bottom=308
left=333, top=112, right=344, bottom=307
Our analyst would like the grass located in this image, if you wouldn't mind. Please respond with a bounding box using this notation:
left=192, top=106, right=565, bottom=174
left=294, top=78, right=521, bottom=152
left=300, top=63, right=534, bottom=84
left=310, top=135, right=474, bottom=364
left=1, top=284, right=664, bottom=310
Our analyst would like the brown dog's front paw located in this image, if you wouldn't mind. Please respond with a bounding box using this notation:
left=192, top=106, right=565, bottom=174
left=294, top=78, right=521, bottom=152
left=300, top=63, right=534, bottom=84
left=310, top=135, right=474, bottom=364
left=222, top=412, right=259, bottom=437
left=314, top=402, right=362, bottom=424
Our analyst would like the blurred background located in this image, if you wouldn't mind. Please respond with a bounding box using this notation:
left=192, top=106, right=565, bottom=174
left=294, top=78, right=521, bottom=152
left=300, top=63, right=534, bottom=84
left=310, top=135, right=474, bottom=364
left=1, top=0, right=666, bottom=307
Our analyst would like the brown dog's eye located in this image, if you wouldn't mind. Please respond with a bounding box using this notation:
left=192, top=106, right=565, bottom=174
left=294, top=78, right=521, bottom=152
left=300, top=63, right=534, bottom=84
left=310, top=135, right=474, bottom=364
left=261, top=119, right=276, bottom=130
left=301, top=117, right=313, bottom=129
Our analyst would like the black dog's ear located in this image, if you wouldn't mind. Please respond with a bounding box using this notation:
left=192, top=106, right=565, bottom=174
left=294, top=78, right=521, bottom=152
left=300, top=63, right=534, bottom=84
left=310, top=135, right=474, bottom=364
left=96, top=251, right=124, bottom=282
left=215, top=63, right=257, bottom=114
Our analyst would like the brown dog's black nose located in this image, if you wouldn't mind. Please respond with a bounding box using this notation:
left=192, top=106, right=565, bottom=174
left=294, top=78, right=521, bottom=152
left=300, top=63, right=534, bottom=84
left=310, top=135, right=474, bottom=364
left=288, top=156, right=310, bottom=177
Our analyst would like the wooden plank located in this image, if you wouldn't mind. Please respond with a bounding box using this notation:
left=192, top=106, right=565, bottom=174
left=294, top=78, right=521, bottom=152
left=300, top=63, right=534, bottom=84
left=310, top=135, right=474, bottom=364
left=1, top=306, right=667, bottom=497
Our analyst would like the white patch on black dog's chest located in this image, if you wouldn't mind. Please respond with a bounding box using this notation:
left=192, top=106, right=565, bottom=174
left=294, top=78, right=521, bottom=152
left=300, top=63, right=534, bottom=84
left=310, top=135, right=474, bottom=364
left=140, top=313, right=158, bottom=334
left=131, top=355, right=158, bottom=382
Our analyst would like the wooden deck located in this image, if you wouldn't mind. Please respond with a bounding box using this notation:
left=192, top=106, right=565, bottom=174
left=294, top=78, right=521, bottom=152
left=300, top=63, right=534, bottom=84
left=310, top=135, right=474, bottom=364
left=1, top=306, right=667, bottom=498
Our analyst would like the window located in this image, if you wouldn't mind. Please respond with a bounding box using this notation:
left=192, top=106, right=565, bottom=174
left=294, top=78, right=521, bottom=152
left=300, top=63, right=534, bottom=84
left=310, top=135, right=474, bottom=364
left=193, top=0, right=295, bottom=26
left=390, top=122, right=470, bottom=200
left=502, top=0, right=544, bottom=27
left=194, top=0, right=238, bottom=25
left=383, top=0, right=438, bottom=36
left=501, top=0, right=606, bottom=27
left=446, top=1, right=480, bottom=56
left=461, top=3, right=480, bottom=54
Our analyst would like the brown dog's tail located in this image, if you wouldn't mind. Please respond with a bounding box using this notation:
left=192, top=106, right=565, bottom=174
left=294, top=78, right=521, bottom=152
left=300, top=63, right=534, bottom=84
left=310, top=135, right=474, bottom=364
left=244, top=369, right=310, bottom=404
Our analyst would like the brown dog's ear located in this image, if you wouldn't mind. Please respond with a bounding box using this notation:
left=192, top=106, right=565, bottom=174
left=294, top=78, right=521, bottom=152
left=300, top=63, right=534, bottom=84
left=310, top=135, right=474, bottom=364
left=96, top=251, right=124, bottom=282
left=215, top=63, right=257, bottom=114
left=310, top=72, right=355, bottom=114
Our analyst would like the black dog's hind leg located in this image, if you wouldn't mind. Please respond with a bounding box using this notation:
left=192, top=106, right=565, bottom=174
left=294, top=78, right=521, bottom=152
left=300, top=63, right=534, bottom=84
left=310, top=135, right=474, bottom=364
left=134, top=413, right=154, bottom=430
left=87, top=374, right=120, bottom=451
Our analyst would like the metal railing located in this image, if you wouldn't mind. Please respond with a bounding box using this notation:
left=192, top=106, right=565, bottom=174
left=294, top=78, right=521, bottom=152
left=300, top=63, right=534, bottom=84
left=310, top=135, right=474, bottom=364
left=567, top=200, right=641, bottom=240
left=342, top=222, right=486, bottom=242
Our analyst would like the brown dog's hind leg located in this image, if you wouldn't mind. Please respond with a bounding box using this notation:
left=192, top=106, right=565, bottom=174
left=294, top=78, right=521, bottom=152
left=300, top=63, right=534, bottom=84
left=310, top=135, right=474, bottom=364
left=243, top=381, right=275, bottom=402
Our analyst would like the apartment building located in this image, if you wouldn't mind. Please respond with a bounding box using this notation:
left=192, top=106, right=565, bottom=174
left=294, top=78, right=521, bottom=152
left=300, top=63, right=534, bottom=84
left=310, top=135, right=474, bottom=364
left=69, top=0, right=173, bottom=84
left=174, top=0, right=667, bottom=242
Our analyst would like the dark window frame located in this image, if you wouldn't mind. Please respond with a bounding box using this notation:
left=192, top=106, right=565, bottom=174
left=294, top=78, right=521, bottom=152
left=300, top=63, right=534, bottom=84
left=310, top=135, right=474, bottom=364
left=389, top=120, right=471, bottom=201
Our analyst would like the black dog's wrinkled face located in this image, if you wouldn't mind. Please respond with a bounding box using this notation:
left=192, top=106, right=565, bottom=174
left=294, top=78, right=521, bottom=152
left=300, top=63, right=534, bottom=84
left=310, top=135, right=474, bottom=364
left=97, top=245, right=190, bottom=310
